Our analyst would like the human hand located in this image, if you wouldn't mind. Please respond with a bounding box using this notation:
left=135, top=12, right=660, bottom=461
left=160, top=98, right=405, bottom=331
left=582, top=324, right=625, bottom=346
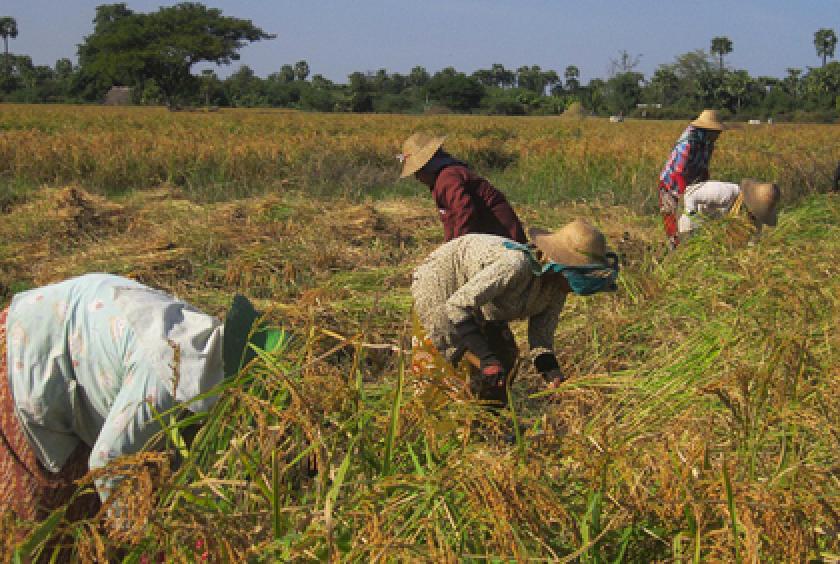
left=542, top=369, right=567, bottom=388
left=480, top=358, right=506, bottom=388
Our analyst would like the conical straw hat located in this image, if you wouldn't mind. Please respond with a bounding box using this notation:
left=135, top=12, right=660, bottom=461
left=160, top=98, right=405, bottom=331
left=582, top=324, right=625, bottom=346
left=398, top=133, right=446, bottom=178
left=690, top=109, right=726, bottom=131
left=528, top=219, right=609, bottom=266
left=740, top=178, right=781, bottom=227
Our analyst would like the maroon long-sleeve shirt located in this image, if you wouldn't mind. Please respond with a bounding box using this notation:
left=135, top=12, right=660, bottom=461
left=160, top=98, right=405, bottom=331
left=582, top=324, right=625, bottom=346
left=430, top=165, right=526, bottom=243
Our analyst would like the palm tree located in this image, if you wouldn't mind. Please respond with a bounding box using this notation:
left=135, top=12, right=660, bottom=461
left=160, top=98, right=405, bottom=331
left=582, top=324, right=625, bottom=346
left=564, top=65, right=580, bottom=93
left=0, top=16, right=18, bottom=79
left=408, top=66, right=429, bottom=87
left=542, top=69, right=559, bottom=96
left=814, top=28, right=837, bottom=67
left=293, top=60, right=309, bottom=82
left=710, top=36, right=733, bottom=72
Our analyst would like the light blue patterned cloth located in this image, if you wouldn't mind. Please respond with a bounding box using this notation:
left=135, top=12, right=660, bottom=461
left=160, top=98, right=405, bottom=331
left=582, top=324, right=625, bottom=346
left=4, top=273, right=225, bottom=500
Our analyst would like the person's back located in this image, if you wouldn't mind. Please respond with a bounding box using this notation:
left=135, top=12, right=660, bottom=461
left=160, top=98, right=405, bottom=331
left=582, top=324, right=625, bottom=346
left=399, top=133, right=526, bottom=244
left=6, top=273, right=224, bottom=495
left=433, top=165, right=526, bottom=243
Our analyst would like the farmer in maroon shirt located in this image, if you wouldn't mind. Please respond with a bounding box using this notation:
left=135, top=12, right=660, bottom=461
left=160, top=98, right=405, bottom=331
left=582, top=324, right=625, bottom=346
left=398, top=133, right=527, bottom=243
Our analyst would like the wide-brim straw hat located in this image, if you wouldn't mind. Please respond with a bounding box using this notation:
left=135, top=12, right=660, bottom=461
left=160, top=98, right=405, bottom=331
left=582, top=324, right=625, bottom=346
left=398, top=133, right=446, bottom=178
left=528, top=219, right=609, bottom=266
left=740, top=178, right=781, bottom=227
left=690, top=109, right=727, bottom=131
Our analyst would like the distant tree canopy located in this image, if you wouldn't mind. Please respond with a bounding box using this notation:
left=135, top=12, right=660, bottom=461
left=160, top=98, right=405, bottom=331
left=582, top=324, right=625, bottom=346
left=77, top=2, right=274, bottom=106
left=0, top=11, right=838, bottom=122
left=426, top=69, right=485, bottom=111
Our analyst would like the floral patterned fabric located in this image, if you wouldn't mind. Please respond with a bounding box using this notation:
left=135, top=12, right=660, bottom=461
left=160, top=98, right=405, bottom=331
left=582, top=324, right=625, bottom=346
left=0, top=307, right=100, bottom=522
left=5, top=273, right=225, bottom=502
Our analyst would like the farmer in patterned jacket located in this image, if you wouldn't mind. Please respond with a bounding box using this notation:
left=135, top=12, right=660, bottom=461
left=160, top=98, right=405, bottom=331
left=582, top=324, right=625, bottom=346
left=658, top=109, right=727, bottom=249
left=398, top=133, right=527, bottom=244
left=0, top=274, right=278, bottom=523
left=411, top=219, right=618, bottom=406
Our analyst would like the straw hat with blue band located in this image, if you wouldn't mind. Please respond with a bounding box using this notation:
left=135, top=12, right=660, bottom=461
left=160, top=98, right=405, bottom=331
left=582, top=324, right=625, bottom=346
left=223, top=294, right=285, bottom=378
left=517, top=219, right=620, bottom=295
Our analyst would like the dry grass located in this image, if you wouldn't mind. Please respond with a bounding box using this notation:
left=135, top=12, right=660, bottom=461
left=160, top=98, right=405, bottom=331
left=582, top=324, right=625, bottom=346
left=0, top=107, right=838, bottom=561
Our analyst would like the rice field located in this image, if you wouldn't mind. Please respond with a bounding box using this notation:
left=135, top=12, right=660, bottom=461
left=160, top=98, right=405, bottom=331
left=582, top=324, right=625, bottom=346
left=0, top=104, right=838, bottom=561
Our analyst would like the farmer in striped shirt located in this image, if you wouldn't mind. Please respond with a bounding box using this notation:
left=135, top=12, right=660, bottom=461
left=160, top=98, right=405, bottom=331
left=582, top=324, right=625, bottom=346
left=658, top=110, right=726, bottom=248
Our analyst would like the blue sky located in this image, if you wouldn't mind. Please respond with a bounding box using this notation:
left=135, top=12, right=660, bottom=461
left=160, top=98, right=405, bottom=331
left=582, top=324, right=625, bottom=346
left=4, top=0, right=839, bottom=82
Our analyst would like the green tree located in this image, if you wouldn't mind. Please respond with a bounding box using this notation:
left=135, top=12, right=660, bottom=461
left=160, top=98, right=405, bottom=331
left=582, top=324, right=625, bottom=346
left=721, top=69, right=753, bottom=112
left=0, top=16, right=18, bottom=83
left=199, top=68, right=221, bottom=106
left=784, top=67, right=802, bottom=100
left=814, top=28, right=837, bottom=67
left=426, top=70, right=484, bottom=111
left=542, top=69, right=559, bottom=96
left=294, top=60, right=309, bottom=81
left=516, top=65, right=546, bottom=93
left=648, top=66, right=680, bottom=105
left=471, top=68, right=495, bottom=87
left=583, top=78, right=607, bottom=114
left=275, top=64, right=295, bottom=83
left=564, top=65, right=580, bottom=93
left=408, top=65, right=429, bottom=87
left=347, top=71, right=373, bottom=112
left=609, top=50, right=641, bottom=76
left=311, top=74, right=332, bottom=89
left=490, top=63, right=514, bottom=88
left=605, top=71, right=644, bottom=115
left=78, top=2, right=274, bottom=107
left=710, top=36, right=733, bottom=72
left=803, top=62, right=840, bottom=103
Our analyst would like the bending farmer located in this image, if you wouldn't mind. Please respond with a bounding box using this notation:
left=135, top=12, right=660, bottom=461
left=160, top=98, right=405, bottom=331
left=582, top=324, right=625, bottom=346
left=398, top=133, right=527, bottom=243
left=411, top=220, right=618, bottom=405
left=678, top=179, right=781, bottom=239
left=0, top=273, right=276, bottom=521
left=658, top=109, right=726, bottom=248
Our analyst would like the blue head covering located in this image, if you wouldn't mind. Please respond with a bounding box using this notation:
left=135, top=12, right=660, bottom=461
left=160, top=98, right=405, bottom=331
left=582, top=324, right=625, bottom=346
left=503, top=241, right=620, bottom=295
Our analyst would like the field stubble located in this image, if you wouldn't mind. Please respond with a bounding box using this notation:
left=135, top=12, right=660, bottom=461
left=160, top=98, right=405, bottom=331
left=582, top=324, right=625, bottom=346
left=0, top=105, right=838, bottom=561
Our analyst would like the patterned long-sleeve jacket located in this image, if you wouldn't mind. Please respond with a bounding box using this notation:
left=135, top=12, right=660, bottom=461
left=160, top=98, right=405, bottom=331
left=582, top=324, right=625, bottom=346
left=411, top=234, right=567, bottom=363
left=4, top=274, right=225, bottom=500
left=658, top=126, right=716, bottom=200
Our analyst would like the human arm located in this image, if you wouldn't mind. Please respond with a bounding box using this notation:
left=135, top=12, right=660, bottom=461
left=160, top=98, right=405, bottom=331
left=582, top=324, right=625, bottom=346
left=478, top=181, right=527, bottom=243
left=434, top=168, right=481, bottom=241
left=445, top=254, right=530, bottom=366
left=88, top=370, right=175, bottom=503
left=492, top=197, right=527, bottom=243
left=527, top=296, right=566, bottom=385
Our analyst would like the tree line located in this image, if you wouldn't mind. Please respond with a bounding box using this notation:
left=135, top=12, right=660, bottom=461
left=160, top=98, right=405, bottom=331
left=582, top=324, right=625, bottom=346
left=1, top=4, right=838, bottom=121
